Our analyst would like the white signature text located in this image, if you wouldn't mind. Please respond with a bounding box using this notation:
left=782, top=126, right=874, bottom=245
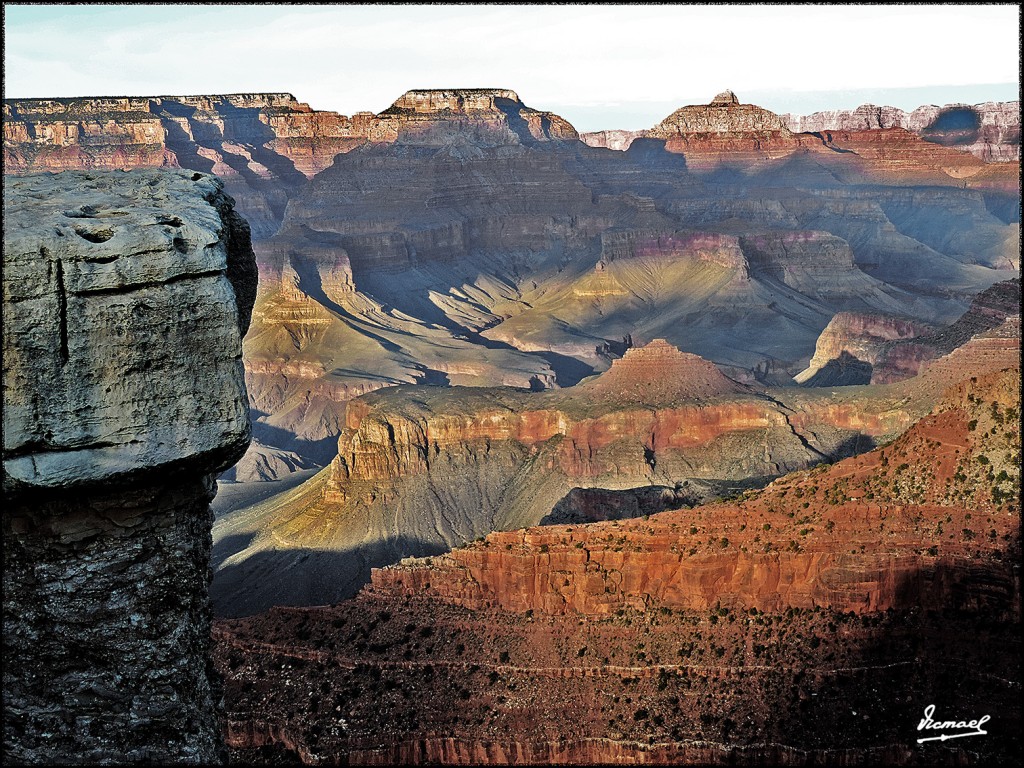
left=916, top=704, right=990, bottom=744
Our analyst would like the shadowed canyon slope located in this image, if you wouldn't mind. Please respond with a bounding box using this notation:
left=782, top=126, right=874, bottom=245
left=239, top=91, right=1018, bottom=461
left=210, top=305, right=1020, bottom=616
left=5, top=90, right=1019, bottom=474
left=213, top=366, right=1021, bottom=764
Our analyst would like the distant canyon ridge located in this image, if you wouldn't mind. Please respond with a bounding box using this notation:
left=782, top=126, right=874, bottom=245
left=4, top=90, right=1019, bottom=238
left=584, top=94, right=1020, bottom=163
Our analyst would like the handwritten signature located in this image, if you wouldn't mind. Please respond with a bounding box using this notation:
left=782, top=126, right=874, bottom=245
left=917, top=704, right=990, bottom=743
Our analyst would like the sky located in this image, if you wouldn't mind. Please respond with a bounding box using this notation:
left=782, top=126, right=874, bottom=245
left=3, top=3, right=1020, bottom=132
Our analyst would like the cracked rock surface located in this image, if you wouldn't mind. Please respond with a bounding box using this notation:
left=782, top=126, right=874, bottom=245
left=3, top=169, right=256, bottom=764
left=3, top=169, right=256, bottom=494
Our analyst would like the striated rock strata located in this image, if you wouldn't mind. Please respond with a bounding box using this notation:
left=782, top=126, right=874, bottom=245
left=3, top=90, right=576, bottom=239
left=583, top=92, right=1019, bottom=189
left=368, top=369, right=1021, bottom=615
left=783, top=101, right=1022, bottom=162
left=209, top=328, right=1019, bottom=617
left=795, top=312, right=934, bottom=385
left=7, top=92, right=1019, bottom=467
left=2, top=170, right=257, bottom=764
left=6, top=89, right=1018, bottom=490
left=871, top=278, right=1022, bottom=383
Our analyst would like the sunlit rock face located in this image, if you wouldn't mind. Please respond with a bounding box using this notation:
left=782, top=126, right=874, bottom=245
left=373, top=88, right=579, bottom=145
left=211, top=331, right=1024, bottom=617
left=796, top=279, right=1022, bottom=386
left=2, top=169, right=256, bottom=765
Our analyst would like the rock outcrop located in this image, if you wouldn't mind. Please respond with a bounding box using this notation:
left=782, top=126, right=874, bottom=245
left=651, top=91, right=791, bottom=135
left=864, top=276, right=1024, bottom=385
left=370, top=366, right=1020, bottom=613
left=374, top=89, right=578, bottom=145
left=794, top=312, right=934, bottom=385
left=2, top=170, right=257, bottom=764
left=578, top=128, right=644, bottom=151
left=580, top=93, right=1019, bottom=189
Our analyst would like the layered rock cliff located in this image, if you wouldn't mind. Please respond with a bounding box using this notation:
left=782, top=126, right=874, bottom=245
left=213, top=366, right=1021, bottom=764
left=6, top=89, right=1018, bottom=486
left=369, top=367, right=1021, bottom=614
left=794, top=312, right=932, bottom=386
left=783, top=101, right=1022, bottom=162
left=3, top=170, right=257, bottom=764
left=3, top=90, right=577, bottom=238
left=583, top=97, right=1021, bottom=164
left=580, top=92, right=1019, bottom=189
left=797, top=278, right=1021, bottom=385
left=374, top=88, right=578, bottom=145
left=209, top=328, right=1022, bottom=617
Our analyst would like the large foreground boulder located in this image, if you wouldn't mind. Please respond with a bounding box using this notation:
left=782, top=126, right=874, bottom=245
left=2, top=169, right=256, bottom=764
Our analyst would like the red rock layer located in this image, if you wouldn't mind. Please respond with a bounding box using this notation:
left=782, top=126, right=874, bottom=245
left=3, top=89, right=576, bottom=179
left=325, top=341, right=914, bottom=495
left=368, top=368, right=1020, bottom=616
left=582, top=93, right=1019, bottom=189
left=213, top=368, right=1020, bottom=765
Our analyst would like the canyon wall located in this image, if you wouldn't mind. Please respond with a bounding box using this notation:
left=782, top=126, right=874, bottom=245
left=2, top=89, right=578, bottom=239
left=369, top=367, right=1020, bottom=615
left=2, top=170, right=257, bottom=764
left=6, top=90, right=1018, bottom=479
left=782, top=101, right=1022, bottom=162
left=3, top=93, right=361, bottom=239
left=213, top=367, right=1021, bottom=764
left=797, top=278, right=1022, bottom=385
left=207, top=334, right=1024, bottom=616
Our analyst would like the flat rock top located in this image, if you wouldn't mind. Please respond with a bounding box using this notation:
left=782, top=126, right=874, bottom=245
left=4, top=171, right=232, bottom=293
left=389, top=89, right=523, bottom=113
left=652, top=92, right=791, bottom=135
left=3, top=169, right=253, bottom=494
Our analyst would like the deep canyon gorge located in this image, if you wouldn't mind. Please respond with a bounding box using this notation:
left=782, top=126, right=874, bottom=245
left=3, top=84, right=1020, bottom=764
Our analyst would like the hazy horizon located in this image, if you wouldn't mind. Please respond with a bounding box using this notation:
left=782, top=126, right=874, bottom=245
left=4, top=3, right=1020, bottom=132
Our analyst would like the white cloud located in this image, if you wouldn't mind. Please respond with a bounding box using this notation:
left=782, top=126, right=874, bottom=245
left=4, top=4, right=1019, bottom=128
